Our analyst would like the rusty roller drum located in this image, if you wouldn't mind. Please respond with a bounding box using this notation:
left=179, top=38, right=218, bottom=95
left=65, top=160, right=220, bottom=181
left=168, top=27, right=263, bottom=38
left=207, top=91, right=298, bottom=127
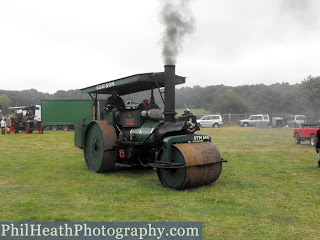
left=157, top=141, right=222, bottom=190
left=84, top=121, right=117, bottom=173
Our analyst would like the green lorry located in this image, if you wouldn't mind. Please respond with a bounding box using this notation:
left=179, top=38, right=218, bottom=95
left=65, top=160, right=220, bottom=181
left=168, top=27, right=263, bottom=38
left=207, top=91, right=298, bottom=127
left=41, top=100, right=97, bottom=130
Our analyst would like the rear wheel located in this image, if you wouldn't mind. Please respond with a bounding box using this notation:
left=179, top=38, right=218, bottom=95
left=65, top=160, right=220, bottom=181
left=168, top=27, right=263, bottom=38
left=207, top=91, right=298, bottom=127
left=310, top=134, right=316, bottom=147
left=84, top=121, right=117, bottom=172
left=295, top=133, right=301, bottom=144
left=39, top=123, right=43, bottom=134
left=52, top=125, right=58, bottom=131
left=63, top=125, right=68, bottom=131
left=213, top=123, right=219, bottom=128
left=25, top=123, right=32, bottom=134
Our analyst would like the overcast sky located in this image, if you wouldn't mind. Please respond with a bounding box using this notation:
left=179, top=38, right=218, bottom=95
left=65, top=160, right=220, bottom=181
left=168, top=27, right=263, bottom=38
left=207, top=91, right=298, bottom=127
left=1, top=0, right=320, bottom=94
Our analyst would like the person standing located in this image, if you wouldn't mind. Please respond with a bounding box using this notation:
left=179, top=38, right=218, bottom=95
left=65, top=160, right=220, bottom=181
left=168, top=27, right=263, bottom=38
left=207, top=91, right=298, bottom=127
left=0, top=117, right=6, bottom=134
left=6, top=115, right=12, bottom=134
left=14, top=114, right=20, bottom=134
left=316, top=127, right=320, bottom=168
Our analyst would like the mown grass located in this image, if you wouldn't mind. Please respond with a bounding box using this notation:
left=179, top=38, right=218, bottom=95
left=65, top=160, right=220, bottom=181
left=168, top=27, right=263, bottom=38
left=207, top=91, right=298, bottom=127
left=0, top=127, right=319, bottom=239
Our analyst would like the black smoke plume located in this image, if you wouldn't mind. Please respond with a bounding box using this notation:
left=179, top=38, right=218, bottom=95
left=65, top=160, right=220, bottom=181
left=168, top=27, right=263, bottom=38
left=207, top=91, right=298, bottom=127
left=160, top=0, right=195, bottom=65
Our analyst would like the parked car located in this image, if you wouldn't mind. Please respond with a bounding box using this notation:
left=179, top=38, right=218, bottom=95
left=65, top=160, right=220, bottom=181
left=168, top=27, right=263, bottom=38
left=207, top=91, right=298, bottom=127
left=197, top=115, right=223, bottom=128
left=294, top=118, right=320, bottom=147
left=287, top=115, right=306, bottom=127
left=239, top=114, right=270, bottom=127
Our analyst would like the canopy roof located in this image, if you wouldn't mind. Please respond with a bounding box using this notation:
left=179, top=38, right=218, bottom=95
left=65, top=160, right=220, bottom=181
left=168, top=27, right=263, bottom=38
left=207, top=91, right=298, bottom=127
left=9, top=105, right=40, bottom=110
left=80, top=72, right=186, bottom=95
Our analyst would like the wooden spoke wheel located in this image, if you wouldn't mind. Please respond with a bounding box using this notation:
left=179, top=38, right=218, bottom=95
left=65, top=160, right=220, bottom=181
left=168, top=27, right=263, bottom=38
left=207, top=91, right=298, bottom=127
left=25, top=123, right=32, bottom=134
left=39, top=123, right=43, bottom=134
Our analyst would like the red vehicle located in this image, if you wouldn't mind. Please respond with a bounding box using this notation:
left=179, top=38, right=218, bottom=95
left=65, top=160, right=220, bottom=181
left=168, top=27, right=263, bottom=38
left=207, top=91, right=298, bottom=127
left=294, top=119, right=319, bottom=147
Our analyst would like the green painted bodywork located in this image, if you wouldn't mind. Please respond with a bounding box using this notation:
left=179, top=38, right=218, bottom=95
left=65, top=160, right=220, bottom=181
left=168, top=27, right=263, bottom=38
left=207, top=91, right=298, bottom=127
left=130, top=122, right=160, bottom=143
left=41, top=100, right=94, bottom=127
left=121, top=110, right=141, bottom=128
left=74, top=125, right=86, bottom=149
left=161, top=134, right=211, bottom=163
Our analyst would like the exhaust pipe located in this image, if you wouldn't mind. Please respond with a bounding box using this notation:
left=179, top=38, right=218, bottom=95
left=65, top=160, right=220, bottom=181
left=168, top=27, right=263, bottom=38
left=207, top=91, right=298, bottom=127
left=164, top=65, right=176, bottom=122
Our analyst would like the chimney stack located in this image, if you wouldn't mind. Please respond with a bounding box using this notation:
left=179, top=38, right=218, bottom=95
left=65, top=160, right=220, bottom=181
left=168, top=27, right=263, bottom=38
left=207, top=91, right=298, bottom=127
left=163, top=65, right=176, bottom=122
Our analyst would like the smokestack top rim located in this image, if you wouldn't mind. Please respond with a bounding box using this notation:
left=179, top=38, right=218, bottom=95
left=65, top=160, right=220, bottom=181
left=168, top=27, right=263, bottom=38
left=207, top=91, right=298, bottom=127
left=164, top=64, right=176, bottom=68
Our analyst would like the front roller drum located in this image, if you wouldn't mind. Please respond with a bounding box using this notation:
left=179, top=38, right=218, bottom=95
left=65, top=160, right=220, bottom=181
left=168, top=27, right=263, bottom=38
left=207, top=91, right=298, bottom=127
left=157, top=142, right=222, bottom=190
left=84, top=121, right=117, bottom=173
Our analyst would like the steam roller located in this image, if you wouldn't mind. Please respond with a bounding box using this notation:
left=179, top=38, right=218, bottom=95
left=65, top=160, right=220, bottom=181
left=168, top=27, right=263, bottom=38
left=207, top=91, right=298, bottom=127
left=75, top=65, right=226, bottom=190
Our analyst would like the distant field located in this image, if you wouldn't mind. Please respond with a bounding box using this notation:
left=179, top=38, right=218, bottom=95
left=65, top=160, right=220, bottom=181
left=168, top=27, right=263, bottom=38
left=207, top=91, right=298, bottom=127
left=0, top=127, right=319, bottom=239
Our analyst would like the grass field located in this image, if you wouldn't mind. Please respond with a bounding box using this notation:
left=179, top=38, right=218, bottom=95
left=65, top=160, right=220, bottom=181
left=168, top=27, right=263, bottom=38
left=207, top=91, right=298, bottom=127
left=0, top=127, right=319, bottom=239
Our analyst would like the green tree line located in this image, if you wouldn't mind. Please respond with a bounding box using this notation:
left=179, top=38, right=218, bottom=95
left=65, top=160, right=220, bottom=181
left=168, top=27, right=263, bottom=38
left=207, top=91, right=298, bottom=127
left=0, top=76, right=319, bottom=117
left=176, top=76, right=320, bottom=117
